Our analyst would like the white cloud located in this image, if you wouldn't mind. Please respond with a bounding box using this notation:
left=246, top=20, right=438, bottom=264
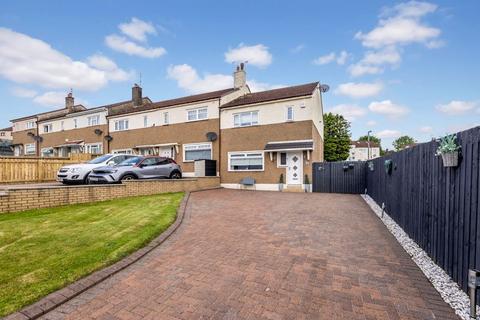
left=329, top=104, right=367, bottom=121
left=167, top=64, right=281, bottom=94
left=419, top=126, right=433, bottom=133
left=119, top=17, right=156, bottom=42
left=313, top=50, right=349, bottom=65
left=105, top=34, right=166, bottom=58
left=348, top=64, right=383, bottom=77
left=350, top=1, right=442, bottom=77
left=436, top=100, right=478, bottom=115
left=335, top=82, right=383, bottom=99
left=368, top=100, right=410, bottom=118
left=11, top=87, right=37, bottom=98
left=377, top=129, right=402, bottom=138
left=291, top=44, right=305, bottom=53
left=0, top=27, right=117, bottom=91
left=366, top=120, right=377, bottom=126
left=225, top=44, right=272, bottom=68
left=87, top=54, right=132, bottom=81
left=33, top=91, right=67, bottom=106
left=247, top=80, right=285, bottom=92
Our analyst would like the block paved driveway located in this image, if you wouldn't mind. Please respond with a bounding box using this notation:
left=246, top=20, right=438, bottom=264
left=40, top=189, right=458, bottom=320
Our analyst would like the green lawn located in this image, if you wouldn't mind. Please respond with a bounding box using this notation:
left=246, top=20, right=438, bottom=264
left=0, top=192, right=184, bottom=316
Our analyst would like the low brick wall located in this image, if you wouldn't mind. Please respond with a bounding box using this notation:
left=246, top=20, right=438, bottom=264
left=0, top=177, right=219, bottom=214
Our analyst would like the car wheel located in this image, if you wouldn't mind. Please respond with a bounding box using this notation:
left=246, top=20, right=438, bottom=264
left=121, top=174, right=136, bottom=181
left=170, top=171, right=182, bottom=179
left=83, top=173, right=91, bottom=184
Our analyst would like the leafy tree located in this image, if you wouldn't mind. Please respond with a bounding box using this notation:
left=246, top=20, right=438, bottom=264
left=358, top=135, right=385, bottom=156
left=323, top=113, right=351, bottom=161
left=393, top=135, right=416, bottom=151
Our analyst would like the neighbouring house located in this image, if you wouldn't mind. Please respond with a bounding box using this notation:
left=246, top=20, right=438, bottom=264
left=348, top=140, right=380, bottom=161
left=0, top=127, right=12, bottom=141
left=10, top=64, right=324, bottom=190
left=0, top=127, right=13, bottom=156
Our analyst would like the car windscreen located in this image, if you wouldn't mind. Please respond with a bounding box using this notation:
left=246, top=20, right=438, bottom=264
left=87, top=154, right=112, bottom=164
left=117, top=156, right=143, bottom=166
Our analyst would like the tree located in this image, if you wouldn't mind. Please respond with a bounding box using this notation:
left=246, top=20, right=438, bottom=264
left=358, top=135, right=385, bottom=156
left=323, top=113, right=351, bottom=161
left=393, top=135, right=416, bottom=151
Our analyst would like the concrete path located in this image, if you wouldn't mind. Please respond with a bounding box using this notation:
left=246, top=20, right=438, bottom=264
left=39, top=189, right=458, bottom=320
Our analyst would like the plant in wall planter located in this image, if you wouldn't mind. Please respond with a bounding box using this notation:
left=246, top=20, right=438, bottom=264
left=436, top=134, right=461, bottom=167
left=304, top=174, right=311, bottom=192
left=278, top=173, right=284, bottom=191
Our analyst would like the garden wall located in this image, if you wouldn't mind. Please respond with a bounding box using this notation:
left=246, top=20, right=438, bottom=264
left=366, top=125, right=480, bottom=294
left=0, top=177, right=220, bottom=214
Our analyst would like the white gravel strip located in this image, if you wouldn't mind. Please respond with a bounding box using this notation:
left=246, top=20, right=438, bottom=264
left=361, top=194, right=475, bottom=320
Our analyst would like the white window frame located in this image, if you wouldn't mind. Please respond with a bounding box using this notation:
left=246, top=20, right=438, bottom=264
left=41, top=147, right=54, bottom=157
left=143, top=115, right=148, bottom=128
left=233, top=111, right=259, bottom=128
left=88, top=115, right=100, bottom=126
left=228, top=151, right=264, bottom=172
left=84, top=143, right=103, bottom=154
left=43, top=124, right=53, bottom=133
left=61, top=121, right=64, bottom=131
left=26, top=121, right=35, bottom=129
left=114, top=119, right=129, bottom=131
left=164, top=112, right=169, bottom=125
left=286, top=106, right=294, bottom=121
left=187, top=107, right=208, bottom=122
left=25, top=143, right=36, bottom=155
left=182, top=142, right=212, bottom=162
left=112, top=149, right=134, bottom=155
left=277, top=152, right=287, bottom=167
left=73, top=119, right=78, bottom=129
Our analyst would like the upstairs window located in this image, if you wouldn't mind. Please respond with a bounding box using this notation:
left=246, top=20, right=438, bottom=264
left=164, top=112, right=169, bottom=124
left=286, top=106, right=294, bottom=121
left=143, top=115, right=148, bottom=128
left=88, top=115, right=100, bottom=126
left=43, top=124, right=52, bottom=133
left=26, top=121, right=35, bottom=129
left=187, top=107, right=208, bottom=121
left=114, top=119, right=129, bottom=131
left=61, top=121, right=64, bottom=131
left=234, top=111, right=258, bottom=127
left=73, top=119, right=78, bottom=129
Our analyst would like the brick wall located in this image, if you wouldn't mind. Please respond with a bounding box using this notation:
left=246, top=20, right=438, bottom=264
left=0, top=177, right=219, bottom=214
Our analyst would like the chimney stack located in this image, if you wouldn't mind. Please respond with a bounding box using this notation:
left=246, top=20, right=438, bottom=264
left=233, top=63, right=246, bottom=89
left=65, top=91, right=74, bottom=113
left=132, top=84, right=143, bottom=107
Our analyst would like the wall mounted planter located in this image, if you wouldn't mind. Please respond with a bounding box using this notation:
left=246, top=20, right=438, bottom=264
left=441, top=151, right=459, bottom=167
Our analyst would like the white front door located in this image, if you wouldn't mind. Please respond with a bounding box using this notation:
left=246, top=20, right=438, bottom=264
left=286, top=152, right=303, bottom=185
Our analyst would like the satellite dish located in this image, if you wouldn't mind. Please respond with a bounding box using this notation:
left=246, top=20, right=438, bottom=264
left=206, top=132, right=218, bottom=142
left=320, top=84, right=330, bottom=93
left=104, top=135, right=113, bottom=142
left=27, top=132, right=35, bottom=137
left=94, top=129, right=103, bottom=135
left=34, top=135, right=43, bottom=142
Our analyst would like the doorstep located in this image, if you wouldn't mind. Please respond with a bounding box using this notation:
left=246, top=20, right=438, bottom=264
left=283, top=185, right=304, bottom=192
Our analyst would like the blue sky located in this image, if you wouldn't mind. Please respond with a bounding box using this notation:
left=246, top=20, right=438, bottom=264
left=0, top=0, right=478, bottom=149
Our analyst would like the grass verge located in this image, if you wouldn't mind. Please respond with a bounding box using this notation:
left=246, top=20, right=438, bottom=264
left=0, top=192, right=184, bottom=316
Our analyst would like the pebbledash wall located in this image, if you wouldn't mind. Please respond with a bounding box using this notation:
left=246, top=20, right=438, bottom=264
left=0, top=177, right=219, bottom=214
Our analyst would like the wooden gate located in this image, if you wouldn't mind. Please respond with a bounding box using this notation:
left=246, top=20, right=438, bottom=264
left=312, top=161, right=367, bottom=194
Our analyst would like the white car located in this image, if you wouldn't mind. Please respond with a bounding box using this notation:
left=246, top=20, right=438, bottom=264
left=57, top=154, right=137, bottom=185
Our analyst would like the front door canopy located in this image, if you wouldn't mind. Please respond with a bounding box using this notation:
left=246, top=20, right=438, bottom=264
left=264, top=140, right=313, bottom=152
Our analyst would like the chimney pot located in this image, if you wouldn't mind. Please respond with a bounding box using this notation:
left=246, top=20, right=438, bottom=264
left=132, top=84, right=143, bottom=107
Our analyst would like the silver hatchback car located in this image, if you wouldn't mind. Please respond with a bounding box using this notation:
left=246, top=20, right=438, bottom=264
left=88, top=156, right=182, bottom=184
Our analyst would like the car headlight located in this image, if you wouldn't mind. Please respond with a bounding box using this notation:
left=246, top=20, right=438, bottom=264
left=70, top=168, right=81, bottom=173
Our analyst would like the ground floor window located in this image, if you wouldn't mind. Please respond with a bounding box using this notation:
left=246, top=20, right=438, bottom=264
left=41, top=147, right=54, bottom=157
left=228, top=151, right=264, bottom=171
left=183, top=143, right=212, bottom=162
left=277, top=152, right=287, bottom=167
left=84, top=143, right=103, bottom=154
left=112, top=149, right=134, bottom=155
left=24, top=143, right=35, bottom=155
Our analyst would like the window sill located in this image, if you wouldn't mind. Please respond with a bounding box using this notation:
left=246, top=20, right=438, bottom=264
left=228, top=169, right=264, bottom=172
left=186, top=118, right=209, bottom=123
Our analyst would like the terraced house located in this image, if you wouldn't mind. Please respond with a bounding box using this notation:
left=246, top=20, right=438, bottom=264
left=10, top=65, right=325, bottom=189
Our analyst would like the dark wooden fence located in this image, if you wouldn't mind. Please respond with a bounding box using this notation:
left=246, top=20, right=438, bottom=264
left=366, top=126, right=480, bottom=294
left=312, top=161, right=367, bottom=193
